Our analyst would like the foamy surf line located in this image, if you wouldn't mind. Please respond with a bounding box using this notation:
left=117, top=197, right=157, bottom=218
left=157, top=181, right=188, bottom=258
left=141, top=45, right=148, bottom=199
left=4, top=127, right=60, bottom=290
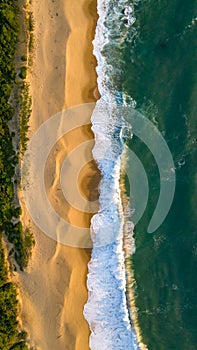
left=84, top=101, right=139, bottom=350
left=83, top=1, right=140, bottom=349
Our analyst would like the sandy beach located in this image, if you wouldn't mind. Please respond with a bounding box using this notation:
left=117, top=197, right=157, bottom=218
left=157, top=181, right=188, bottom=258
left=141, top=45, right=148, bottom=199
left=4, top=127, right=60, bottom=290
left=16, top=0, right=98, bottom=349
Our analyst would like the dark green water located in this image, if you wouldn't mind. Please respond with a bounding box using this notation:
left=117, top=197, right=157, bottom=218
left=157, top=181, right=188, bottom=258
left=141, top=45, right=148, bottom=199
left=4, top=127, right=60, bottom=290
left=123, top=1, right=197, bottom=349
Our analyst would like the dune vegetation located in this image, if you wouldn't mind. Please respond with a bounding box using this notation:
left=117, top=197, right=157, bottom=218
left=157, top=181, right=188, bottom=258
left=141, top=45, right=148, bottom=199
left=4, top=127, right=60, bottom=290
left=0, top=0, right=34, bottom=348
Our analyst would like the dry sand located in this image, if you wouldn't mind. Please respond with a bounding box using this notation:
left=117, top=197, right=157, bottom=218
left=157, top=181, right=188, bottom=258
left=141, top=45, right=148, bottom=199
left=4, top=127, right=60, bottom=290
left=15, top=0, right=99, bottom=349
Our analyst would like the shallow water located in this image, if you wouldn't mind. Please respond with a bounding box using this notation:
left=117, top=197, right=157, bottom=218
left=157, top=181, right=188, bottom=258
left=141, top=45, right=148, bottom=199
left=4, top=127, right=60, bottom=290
left=85, top=0, right=197, bottom=349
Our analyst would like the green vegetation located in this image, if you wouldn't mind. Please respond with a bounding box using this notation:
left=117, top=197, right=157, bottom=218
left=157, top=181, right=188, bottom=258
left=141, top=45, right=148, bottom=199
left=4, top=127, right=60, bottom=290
left=19, top=83, right=31, bottom=155
left=0, top=240, right=28, bottom=350
left=21, top=55, right=27, bottom=62
left=0, top=0, right=35, bottom=348
left=27, top=11, right=34, bottom=32
left=26, top=9, right=35, bottom=67
left=0, top=0, right=34, bottom=268
left=19, top=66, right=27, bottom=80
left=28, top=32, right=34, bottom=53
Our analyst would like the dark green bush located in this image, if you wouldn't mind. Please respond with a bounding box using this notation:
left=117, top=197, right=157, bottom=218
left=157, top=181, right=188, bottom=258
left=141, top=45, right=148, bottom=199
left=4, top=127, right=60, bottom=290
left=19, top=67, right=27, bottom=80
left=21, top=55, right=27, bottom=62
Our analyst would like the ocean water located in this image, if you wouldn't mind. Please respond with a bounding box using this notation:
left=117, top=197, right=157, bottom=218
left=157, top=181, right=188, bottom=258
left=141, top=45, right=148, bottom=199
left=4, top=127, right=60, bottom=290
left=84, top=0, right=197, bottom=349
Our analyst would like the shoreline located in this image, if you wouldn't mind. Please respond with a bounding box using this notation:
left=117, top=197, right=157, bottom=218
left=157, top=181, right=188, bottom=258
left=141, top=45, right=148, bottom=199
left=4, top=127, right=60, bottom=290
left=120, top=165, right=148, bottom=350
left=15, top=0, right=99, bottom=349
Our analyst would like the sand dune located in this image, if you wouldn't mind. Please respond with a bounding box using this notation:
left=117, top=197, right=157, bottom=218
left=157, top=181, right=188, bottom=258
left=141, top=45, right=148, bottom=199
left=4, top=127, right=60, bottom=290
left=15, top=0, right=98, bottom=349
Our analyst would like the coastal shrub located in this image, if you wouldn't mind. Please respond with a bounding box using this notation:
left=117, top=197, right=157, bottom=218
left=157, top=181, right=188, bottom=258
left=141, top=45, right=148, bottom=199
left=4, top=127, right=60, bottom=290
left=21, top=55, right=27, bottom=62
left=28, top=33, right=34, bottom=52
left=9, top=342, right=29, bottom=350
left=19, top=83, right=31, bottom=155
left=0, top=240, right=28, bottom=350
left=0, top=1, right=31, bottom=348
left=28, top=11, right=34, bottom=32
left=19, top=66, right=27, bottom=80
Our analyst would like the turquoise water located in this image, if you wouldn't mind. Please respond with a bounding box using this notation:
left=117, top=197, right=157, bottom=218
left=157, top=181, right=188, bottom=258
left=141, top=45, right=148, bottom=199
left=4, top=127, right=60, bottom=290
left=85, top=1, right=197, bottom=348
left=123, top=1, right=197, bottom=348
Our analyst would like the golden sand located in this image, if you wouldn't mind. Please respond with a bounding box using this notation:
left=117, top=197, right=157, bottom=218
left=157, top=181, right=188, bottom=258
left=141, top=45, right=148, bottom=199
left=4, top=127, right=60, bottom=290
left=16, top=0, right=99, bottom=349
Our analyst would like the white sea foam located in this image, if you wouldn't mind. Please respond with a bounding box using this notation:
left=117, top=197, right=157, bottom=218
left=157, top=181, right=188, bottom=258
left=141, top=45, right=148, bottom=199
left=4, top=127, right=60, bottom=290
left=84, top=1, right=140, bottom=349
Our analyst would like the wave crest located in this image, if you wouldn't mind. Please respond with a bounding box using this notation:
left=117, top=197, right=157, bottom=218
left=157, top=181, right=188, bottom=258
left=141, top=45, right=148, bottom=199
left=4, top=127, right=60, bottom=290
left=83, top=1, right=140, bottom=348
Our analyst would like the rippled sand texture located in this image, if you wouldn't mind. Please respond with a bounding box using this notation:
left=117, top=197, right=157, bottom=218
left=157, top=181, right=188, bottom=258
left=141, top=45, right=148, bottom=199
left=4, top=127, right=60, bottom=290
left=16, top=0, right=99, bottom=349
